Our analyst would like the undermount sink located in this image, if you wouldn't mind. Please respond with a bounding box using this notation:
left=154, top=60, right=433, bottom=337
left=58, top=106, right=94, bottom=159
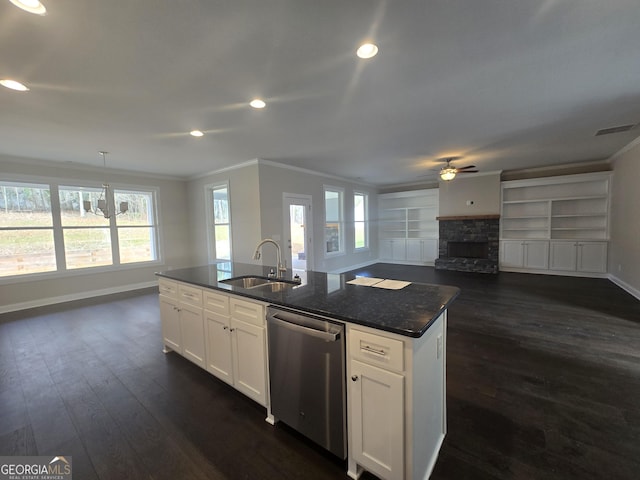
left=221, top=275, right=298, bottom=291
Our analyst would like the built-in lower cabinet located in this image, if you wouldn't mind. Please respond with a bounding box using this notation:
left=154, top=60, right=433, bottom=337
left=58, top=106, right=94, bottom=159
left=159, top=280, right=268, bottom=407
left=549, top=241, right=607, bottom=273
left=204, top=293, right=268, bottom=407
left=159, top=279, right=206, bottom=368
left=347, top=313, right=447, bottom=480
left=500, top=240, right=549, bottom=270
left=500, top=240, right=607, bottom=275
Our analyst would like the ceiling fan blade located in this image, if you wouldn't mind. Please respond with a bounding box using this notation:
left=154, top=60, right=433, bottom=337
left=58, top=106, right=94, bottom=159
left=456, top=165, right=477, bottom=170
left=458, top=169, right=479, bottom=173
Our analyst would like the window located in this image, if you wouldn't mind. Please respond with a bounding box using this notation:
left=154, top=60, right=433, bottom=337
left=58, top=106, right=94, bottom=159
left=59, top=186, right=113, bottom=269
left=211, top=184, right=232, bottom=261
left=1, top=178, right=159, bottom=279
left=0, top=182, right=56, bottom=277
left=115, top=189, right=157, bottom=264
left=324, top=186, right=344, bottom=255
left=354, top=192, right=369, bottom=250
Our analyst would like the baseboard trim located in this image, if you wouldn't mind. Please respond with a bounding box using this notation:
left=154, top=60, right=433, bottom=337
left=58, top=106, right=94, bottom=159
left=328, top=260, right=379, bottom=274
left=0, top=280, right=158, bottom=315
left=608, top=274, right=640, bottom=301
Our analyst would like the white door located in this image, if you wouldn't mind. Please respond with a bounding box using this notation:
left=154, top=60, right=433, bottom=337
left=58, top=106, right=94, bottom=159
left=283, top=194, right=313, bottom=278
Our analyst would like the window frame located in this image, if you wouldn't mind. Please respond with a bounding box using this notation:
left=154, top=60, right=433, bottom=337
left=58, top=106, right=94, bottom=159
left=324, top=185, right=345, bottom=257
left=0, top=174, right=161, bottom=284
left=205, top=181, right=233, bottom=263
left=353, top=191, right=369, bottom=251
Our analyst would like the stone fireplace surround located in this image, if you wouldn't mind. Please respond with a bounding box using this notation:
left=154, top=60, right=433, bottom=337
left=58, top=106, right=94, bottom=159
left=434, top=215, right=500, bottom=274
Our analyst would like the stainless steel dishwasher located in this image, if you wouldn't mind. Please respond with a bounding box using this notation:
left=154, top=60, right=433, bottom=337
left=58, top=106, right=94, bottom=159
left=266, top=306, right=346, bottom=459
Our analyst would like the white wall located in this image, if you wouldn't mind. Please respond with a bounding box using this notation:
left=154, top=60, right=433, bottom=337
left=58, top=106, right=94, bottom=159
left=257, top=161, right=378, bottom=272
left=0, top=154, right=191, bottom=312
left=608, top=142, right=640, bottom=297
left=187, top=162, right=262, bottom=266
left=438, top=173, right=501, bottom=217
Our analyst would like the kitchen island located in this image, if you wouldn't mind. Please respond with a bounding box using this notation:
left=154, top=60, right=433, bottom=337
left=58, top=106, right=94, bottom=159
left=156, top=262, right=459, bottom=480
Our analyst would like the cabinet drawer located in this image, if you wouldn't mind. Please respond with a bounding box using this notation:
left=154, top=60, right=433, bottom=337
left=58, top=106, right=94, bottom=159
left=204, top=290, right=230, bottom=315
left=158, top=278, right=178, bottom=298
left=230, top=298, right=265, bottom=326
left=178, top=284, right=203, bottom=306
left=349, top=329, right=404, bottom=373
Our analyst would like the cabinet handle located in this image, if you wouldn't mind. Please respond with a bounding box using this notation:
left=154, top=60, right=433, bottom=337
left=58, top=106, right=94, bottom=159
left=230, top=328, right=236, bottom=332
left=362, top=345, right=386, bottom=356
left=351, top=375, right=359, bottom=382
left=223, top=326, right=229, bottom=330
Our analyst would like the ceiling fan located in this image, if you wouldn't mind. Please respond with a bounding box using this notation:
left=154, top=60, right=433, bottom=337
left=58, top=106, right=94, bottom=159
left=439, top=157, right=478, bottom=181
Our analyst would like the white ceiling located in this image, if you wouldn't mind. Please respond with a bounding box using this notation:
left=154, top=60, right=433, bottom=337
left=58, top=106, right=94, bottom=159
left=1, top=0, right=640, bottom=185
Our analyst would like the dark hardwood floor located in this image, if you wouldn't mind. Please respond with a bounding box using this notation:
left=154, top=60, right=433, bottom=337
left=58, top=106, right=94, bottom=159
left=1, top=265, right=639, bottom=479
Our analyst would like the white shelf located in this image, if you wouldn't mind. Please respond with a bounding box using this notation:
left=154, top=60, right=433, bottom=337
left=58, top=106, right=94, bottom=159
left=379, top=189, right=439, bottom=263
left=501, top=172, right=610, bottom=241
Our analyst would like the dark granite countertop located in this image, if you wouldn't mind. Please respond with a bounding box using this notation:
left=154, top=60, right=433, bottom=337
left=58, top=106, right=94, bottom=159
left=155, top=262, right=460, bottom=338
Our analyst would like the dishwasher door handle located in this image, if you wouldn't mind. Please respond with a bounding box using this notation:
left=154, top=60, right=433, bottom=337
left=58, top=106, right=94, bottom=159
left=268, top=313, right=340, bottom=342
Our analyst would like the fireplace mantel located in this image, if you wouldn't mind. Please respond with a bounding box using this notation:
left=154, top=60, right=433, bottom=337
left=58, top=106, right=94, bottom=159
left=436, top=214, right=500, bottom=221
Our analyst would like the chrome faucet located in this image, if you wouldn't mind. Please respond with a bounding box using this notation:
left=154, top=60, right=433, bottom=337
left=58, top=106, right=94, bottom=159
left=253, top=239, right=286, bottom=277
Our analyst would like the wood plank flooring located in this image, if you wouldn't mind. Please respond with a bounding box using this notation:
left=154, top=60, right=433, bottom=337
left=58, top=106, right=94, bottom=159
left=1, top=265, right=639, bottom=479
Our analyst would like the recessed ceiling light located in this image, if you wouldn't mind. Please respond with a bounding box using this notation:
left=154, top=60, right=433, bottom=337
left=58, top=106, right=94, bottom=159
left=190, top=130, right=204, bottom=137
left=9, top=0, right=47, bottom=15
left=0, top=79, right=30, bottom=91
left=250, top=99, right=266, bottom=109
left=356, top=43, right=378, bottom=59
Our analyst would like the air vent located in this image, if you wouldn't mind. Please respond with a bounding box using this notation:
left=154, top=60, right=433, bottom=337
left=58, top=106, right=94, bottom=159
left=595, top=124, right=637, bottom=136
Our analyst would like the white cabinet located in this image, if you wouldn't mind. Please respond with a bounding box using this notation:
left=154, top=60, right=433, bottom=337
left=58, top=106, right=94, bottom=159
left=159, top=294, right=181, bottom=353
left=159, top=281, right=268, bottom=407
left=550, top=241, right=607, bottom=273
left=381, top=238, right=407, bottom=261
left=350, top=359, right=404, bottom=480
left=379, top=189, right=438, bottom=265
left=204, top=292, right=268, bottom=406
left=177, top=284, right=206, bottom=368
left=347, top=313, right=447, bottom=480
left=406, top=238, right=438, bottom=263
left=159, top=279, right=206, bottom=369
left=500, top=172, right=610, bottom=277
left=500, top=240, right=549, bottom=270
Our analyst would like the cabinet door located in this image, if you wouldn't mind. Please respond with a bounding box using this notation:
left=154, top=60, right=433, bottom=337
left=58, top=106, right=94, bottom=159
left=350, top=359, right=404, bottom=480
left=205, top=310, right=234, bottom=385
left=500, top=240, right=524, bottom=268
left=422, top=238, right=439, bottom=263
left=391, top=239, right=406, bottom=261
left=523, top=241, right=549, bottom=269
left=549, top=241, right=577, bottom=271
left=180, top=303, right=206, bottom=368
left=231, top=318, right=267, bottom=406
left=380, top=239, right=393, bottom=260
left=405, top=239, right=422, bottom=262
left=577, top=242, right=607, bottom=273
left=159, top=295, right=181, bottom=353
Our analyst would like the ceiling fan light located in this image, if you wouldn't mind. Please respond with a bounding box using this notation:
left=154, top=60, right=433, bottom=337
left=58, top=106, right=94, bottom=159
left=0, top=79, right=29, bottom=91
left=357, top=43, right=378, bottom=59
left=440, top=168, right=457, bottom=181
left=9, top=0, right=47, bottom=15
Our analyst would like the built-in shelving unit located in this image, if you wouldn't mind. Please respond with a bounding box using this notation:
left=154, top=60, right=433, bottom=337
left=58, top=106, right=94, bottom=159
left=378, top=189, right=439, bottom=264
left=500, top=172, right=611, bottom=276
